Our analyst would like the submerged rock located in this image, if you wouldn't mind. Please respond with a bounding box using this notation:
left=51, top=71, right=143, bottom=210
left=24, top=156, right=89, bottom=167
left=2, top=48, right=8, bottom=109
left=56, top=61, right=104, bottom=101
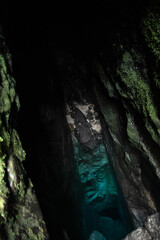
left=89, top=230, right=106, bottom=240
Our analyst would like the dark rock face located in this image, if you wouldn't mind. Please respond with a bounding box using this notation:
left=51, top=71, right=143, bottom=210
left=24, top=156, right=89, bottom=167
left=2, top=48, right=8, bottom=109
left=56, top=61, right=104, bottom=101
left=39, top=91, right=83, bottom=240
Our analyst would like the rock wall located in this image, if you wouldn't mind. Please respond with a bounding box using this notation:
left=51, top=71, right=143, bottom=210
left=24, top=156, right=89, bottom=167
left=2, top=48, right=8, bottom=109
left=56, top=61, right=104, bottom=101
left=0, top=35, right=48, bottom=239
left=92, top=0, right=160, bottom=230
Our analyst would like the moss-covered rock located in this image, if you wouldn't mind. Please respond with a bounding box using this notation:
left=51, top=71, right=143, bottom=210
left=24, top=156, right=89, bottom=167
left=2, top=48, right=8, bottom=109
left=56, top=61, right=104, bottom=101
left=142, top=2, right=160, bottom=62
left=94, top=80, right=158, bottom=227
left=116, top=49, right=160, bottom=146
left=0, top=35, right=48, bottom=239
left=93, top=19, right=160, bottom=226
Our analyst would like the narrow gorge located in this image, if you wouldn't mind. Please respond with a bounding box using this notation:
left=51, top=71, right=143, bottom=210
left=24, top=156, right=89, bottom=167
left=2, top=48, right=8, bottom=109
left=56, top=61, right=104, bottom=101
left=0, top=0, right=160, bottom=239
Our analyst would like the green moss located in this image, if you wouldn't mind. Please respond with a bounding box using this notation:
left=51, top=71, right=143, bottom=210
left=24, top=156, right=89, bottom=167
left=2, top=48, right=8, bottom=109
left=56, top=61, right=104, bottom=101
left=12, top=129, right=26, bottom=162
left=9, top=87, right=16, bottom=102
left=142, top=5, right=160, bottom=61
left=117, top=49, right=160, bottom=145
left=0, top=88, right=11, bottom=113
left=27, top=227, right=45, bottom=240
left=15, top=181, right=26, bottom=198
left=2, top=78, right=9, bottom=93
left=0, top=54, right=7, bottom=73
left=0, top=36, right=48, bottom=239
left=0, top=49, right=18, bottom=117
left=1, top=127, right=11, bottom=148
left=0, top=198, right=5, bottom=213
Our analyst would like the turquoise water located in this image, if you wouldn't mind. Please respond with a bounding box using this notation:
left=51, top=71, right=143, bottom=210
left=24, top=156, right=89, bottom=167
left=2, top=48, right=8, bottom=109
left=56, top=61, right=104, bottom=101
left=73, top=137, right=133, bottom=240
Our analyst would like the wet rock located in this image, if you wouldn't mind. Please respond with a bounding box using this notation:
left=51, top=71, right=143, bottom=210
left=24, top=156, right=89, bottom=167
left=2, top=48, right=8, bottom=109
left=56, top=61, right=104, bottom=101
left=144, top=213, right=160, bottom=239
left=123, top=213, right=160, bottom=240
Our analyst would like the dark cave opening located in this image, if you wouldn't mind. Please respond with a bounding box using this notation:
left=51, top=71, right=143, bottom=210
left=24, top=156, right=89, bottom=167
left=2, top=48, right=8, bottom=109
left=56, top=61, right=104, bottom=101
left=1, top=0, right=155, bottom=239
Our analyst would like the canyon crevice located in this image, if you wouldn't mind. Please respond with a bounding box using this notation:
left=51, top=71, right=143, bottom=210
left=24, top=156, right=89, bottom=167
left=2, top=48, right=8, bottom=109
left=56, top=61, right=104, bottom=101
left=0, top=0, right=160, bottom=239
